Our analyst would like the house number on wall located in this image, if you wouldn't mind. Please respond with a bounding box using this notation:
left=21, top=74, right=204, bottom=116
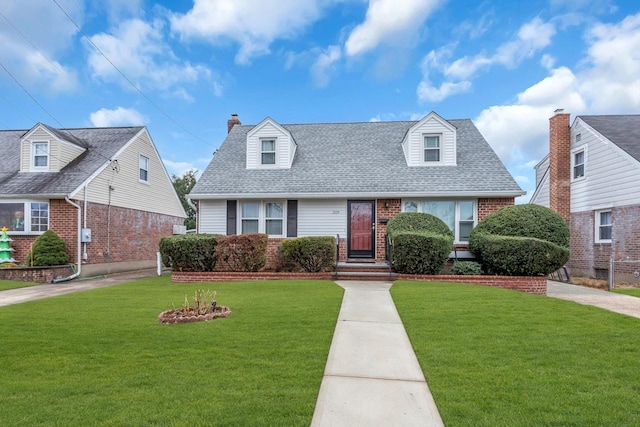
left=332, top=210, right=340, bottom=214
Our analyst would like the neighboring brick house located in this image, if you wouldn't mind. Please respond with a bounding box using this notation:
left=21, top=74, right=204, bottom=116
left=0, top=123, right=186, bottom=277
left=188, top=112, right=524, bottom=267
left=531, top=111, right=640, bottom=280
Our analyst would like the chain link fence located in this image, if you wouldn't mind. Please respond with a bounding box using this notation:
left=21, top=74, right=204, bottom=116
left=610, top=259, right=640, bottom=289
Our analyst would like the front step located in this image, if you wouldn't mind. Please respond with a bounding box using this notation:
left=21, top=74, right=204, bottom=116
left=332, top=262, right=397, bottom=281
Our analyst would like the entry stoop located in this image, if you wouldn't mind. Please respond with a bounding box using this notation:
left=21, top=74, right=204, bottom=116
left=332, top=262, right=397, bottom=281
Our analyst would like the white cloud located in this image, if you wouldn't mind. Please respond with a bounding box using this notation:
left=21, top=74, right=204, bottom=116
left=0, top=0, right=80, bottom=92
left=310, top=45, right=342, bottom=87
left=170, top=0, right=325, bottom=64
left=419, top=17, right=556, bottom=104
left=345, top=0, right=442, bottom=57
left=89, top=107, right=147, bottom=127
left=87, top=18, right=211, bottom=94
left=476, top=12, right=640, bottom=171
left=162, top=159, right=204, bottom=179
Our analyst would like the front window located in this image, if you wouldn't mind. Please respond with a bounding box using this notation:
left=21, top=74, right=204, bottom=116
left=403, top=199, right=476, bottom=242
left=240, top=201, right=285, bottom=236
left=0, top=201, right=48, bottom=233
left=261, top=139, right=276, bottom=165
left=32, top=141, right=49, bottom=169
left=573, top=149, right=585, bottom=180
left=424, top=135, right=440, bottom=162
left=595, top=210, right=612, bottom=243
left=139, top=155, right=149, bottom=182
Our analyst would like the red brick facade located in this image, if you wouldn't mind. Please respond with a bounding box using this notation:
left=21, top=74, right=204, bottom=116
left=549, top=112, right=571, bottom=223
left=9, top=199, right=183, bottom=274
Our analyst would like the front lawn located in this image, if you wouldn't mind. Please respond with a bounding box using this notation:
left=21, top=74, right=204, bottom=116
left=612, top=287, right=640, bottom=297
left=0, top=279, right=40, bottom=291
left=392, top=281, right=640, bottom=427
left=0, top=277, right=343, bottom=427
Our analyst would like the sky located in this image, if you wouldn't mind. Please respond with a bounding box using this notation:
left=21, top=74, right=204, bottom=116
left=1, top=0, right=639, bottom=202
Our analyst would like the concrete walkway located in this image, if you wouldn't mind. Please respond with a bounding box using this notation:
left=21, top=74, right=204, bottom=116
left=311, top=281, right=444, bottom=427
left=547, top=280, right=640, bottom=319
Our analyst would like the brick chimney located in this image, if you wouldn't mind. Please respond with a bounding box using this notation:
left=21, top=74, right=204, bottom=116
left=549, top=109, right=571, bottom=223
left=227, top=114, right=241, bottom=133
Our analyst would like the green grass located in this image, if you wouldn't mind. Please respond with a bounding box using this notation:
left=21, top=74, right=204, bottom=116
left=0, top=279, right=40, bottom=291
left=612, top=288, right=640, bottom=297
left=0, top=277, right=343, bottom=426
left=392, top=281, right=640, bottom=427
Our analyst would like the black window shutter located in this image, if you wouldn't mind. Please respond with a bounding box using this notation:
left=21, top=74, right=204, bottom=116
left=287, top=200, right=298, bottom=237
left=226, top=200, right=237, bottom=235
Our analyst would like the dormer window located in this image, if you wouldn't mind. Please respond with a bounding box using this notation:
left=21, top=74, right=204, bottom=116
left=424, top=135, right=441, bottom=162
left=32, top=141, right=49, bottom=169
left=261, top=139, right=276, bottom=165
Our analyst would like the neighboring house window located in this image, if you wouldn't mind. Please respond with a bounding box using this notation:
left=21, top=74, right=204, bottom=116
left=423, top=135, right=440, bottom=162
left=402, top=200, right=476, bottom=242
left=139, top=155, right=149, bottom=182
left=240, top=201, right=285, bottom=236
left=573, top=149, right=585, bottom=180
left=0, top=201, right=48, bottom=233
left=32, top=141, right=49, bottom=169
left=261, top=139, right=276, bottom=165
left=595, top=210, right=612, bottom=243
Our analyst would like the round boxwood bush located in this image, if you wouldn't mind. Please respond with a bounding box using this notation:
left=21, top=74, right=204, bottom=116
left=387, top=212, right=454, bottom=275
left=469, top=204, right=569, bottom=276
left=26, top=230, right=70, bottom=266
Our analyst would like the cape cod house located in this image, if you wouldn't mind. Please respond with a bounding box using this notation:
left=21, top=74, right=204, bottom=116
left=0, top=123, right=186, bottom=277
left=189, top=112, right=524, bottom=268
left=531, top=111, right=640, bottom=282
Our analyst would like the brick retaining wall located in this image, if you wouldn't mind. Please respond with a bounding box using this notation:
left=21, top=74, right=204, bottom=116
left=397, top=274, right=547, bottom=295
left=0, top=265, right=75, bottom=283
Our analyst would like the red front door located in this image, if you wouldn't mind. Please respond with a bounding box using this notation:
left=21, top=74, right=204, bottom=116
left=347, top=200, right=375, bottom=259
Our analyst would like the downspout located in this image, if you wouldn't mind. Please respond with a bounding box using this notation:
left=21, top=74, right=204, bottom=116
left=83, top=184, right=88, bottom=260
left=52, top=197, right=82, bottom=283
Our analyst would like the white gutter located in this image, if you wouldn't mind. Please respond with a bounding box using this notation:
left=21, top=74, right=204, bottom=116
left=53, top=197, right=82, bottom=283
left=188, top=190, right=527, bottom=200
left=83, top=185, right=88, bottom=261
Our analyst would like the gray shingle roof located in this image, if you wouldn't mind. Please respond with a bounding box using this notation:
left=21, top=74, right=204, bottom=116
left=579, top=115, right=640, bottom=162
left=0, top=125, right=143, bottom=197
left=191, top=118, right=523, bottom=198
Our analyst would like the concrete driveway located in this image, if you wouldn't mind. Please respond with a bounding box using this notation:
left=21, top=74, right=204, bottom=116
left=547, top=280, right=640, bottom=319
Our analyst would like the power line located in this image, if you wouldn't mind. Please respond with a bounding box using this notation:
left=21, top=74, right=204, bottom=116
left=0, top=61, right=64, bottom=127
left=51, top=0, right=216, bottom=148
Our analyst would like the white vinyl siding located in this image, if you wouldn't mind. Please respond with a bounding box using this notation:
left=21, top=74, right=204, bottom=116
left=570, top=119, right=640, bottom=213
left=297, top=199, right=347, bottom=237
left=402, top=112, right=456, bottom=167
left=246, top=118, right=296, bottom=169
left=21, top=126, right=86, bottom=172
left=80, top=130, right=185, bottom=218
left=197, top=200, right=227, bottom=234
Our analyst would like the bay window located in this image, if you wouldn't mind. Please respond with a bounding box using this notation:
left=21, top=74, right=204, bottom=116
left=0, top=201, right=49, bottom=233
left=402, top=199, right=476, bottom=242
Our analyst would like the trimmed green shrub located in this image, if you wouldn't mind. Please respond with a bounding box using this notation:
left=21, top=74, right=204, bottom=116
left=26, top=230, right=70, bottom=266
left=279, top=236, right=335, bottom=272
left=159, top=234, right=218, bottom=272
left=471, top=204, right=569, bottom=247
left=451, top=261, right=483, bottom=275
left=215, top=234, right=268, bottom=272
left=387, top=212, right=454, bottom=275
left=387, top=212, right=453, bottom=239
left=391, top=232, right=452, bottom=275
left=469, top=204, right=570, bottom=276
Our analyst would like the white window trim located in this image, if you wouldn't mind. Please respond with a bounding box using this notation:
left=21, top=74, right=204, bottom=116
left=1, top=200, right=49, bottom=235
left=422, top=134, right=442, bottom=163
left=259, top=138, right=277, bottom=167
left=239, top=200, right=286, bottom=237
left=31, top=140, right=50, bottom=171
left=571, top=145, right=586, bottom=182
left=402, top=199, right=476, bottom=243
left=595, top=209, right=612, bottom=244
left=139, top=154, right=150, bottom=184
